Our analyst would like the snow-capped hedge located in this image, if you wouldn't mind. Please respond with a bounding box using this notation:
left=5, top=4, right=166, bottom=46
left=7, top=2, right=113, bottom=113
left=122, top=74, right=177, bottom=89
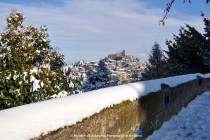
left=0, top=73, right=210, bottom=140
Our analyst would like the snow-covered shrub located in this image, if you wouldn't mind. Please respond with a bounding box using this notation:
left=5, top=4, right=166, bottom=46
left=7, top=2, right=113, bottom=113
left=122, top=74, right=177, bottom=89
left=0, top=10, right=80, bottom=109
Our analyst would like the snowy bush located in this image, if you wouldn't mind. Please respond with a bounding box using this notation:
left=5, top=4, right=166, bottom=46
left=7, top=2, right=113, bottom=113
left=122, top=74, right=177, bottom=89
left=0, top=10, right=80, bottom=109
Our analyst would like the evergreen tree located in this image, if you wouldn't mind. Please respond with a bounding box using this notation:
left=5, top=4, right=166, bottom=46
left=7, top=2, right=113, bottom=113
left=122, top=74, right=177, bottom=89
left=166, top=22, right=208, bottom=74
left=97, top=60, right=112, bottom=83
left=202, top=17, right=210, bottom=68
left=0, top=10, right=78, bottom=109
left=142, top=42, right=166, bottom=80
left=84, top=60, right=117, bottom=91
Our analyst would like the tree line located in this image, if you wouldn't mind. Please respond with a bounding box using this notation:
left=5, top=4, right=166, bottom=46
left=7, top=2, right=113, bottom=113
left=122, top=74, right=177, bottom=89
left=143, top=16, right=210, bottom=80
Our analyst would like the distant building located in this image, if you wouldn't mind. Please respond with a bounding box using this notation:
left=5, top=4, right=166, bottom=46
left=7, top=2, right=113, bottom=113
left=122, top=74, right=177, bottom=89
left=108, top=50, right=126, bottom=60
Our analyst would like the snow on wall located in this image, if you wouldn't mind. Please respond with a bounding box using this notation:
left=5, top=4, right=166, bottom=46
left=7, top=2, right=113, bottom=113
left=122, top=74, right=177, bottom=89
left=0, top=73, right=210, bottom=140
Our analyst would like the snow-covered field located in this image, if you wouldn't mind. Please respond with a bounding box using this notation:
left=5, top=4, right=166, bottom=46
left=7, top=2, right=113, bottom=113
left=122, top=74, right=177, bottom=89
left=0, top=73, right=210, bottom=140
left=146, top=91, right=210, bottom=140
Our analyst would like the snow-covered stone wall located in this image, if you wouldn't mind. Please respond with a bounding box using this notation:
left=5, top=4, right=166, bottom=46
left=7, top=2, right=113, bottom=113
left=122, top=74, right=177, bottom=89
left=36, top=74, right=210, bottom=140
left=1, top=73, right=210, bottom=140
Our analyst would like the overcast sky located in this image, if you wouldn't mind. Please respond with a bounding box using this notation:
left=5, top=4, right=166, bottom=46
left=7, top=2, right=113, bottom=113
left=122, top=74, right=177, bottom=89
left=0, top=0, right=209, bottom=64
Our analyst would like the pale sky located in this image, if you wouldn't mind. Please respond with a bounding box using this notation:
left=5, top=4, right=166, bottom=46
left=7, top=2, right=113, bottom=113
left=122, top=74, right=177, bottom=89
left=0, top=0, right=209, bottom=64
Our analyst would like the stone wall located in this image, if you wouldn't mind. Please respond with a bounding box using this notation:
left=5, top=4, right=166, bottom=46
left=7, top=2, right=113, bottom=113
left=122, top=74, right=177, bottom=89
left=35, top=76, right=210, bottom=140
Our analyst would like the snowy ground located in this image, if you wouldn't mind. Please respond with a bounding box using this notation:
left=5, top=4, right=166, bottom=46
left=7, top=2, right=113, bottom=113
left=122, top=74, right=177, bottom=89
left=0, top=73, right=210, bottom=140
left=146, top=91, right=210, bottom=140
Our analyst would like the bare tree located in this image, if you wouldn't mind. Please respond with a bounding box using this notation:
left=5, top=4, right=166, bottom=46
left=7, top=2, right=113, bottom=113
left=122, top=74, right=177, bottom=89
left=160, top=0, right=209, bottom=25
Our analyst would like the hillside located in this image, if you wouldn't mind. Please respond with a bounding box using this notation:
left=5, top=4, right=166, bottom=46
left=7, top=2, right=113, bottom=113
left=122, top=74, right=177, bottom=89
left=69, top=50, right=146, bottom=92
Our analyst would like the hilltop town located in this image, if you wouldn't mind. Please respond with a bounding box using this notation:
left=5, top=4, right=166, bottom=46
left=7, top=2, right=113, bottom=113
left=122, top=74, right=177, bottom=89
left=68, top=50, right=146, bottom=92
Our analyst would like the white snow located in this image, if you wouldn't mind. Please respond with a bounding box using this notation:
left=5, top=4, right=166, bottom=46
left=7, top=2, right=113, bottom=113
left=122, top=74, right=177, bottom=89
left=51, top=90, right=68, bottom=98
left=30, top=75, right=41, bottom=92
left=0, top=73, right=210, bottom=140
left=146, top=91, right=210, bottom=140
